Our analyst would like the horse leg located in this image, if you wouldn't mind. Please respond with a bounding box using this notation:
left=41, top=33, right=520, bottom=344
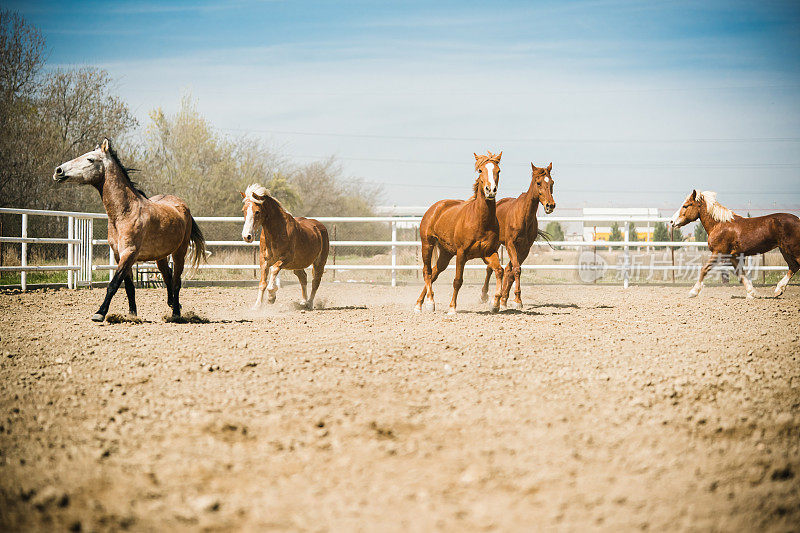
left=447, top=251, right=466, bottom=315
left=170, top=248, right=187, bottom=317
left=266, top=260, right=283, bottom=304
left=294, top=269, right=309, bottom=308
left=426, top=247, right=453, bottom=312
left=415, top=240, right=435, bottom=312
left=252, top=251, right=268, bottom=309
left=480, top=265, right=493, bottom=303
left=689, top=252, right=718, bottom=297
left=92, top=249, right=137, bottom=321
left=485, top=252, right=504, bottom=313
left=775, top=249, right=799, bottom=297
left=123, top=272, right=137, bottom=316
left=156, top=258, right=174, bottom=309
left=307, top=233, right=328, bottom=310
left=729, top=254, right=757, bottom=298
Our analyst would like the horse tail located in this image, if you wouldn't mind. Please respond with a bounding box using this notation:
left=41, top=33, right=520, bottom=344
left=537, top=229, right=555, bottom=250
left=316, top=222, right=330, bottom=269
left=189, top=217, right=206, bottom=270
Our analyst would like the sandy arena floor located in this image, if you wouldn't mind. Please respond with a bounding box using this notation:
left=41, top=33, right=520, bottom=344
left=0, top=281, right=798, bottom=531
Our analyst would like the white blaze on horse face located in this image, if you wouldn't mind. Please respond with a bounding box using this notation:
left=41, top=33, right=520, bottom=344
left=670, top=207, right=683, bottom=227
left=484, top=162, right=497, bottom=197
left=242, top=203, right=255, bottom=242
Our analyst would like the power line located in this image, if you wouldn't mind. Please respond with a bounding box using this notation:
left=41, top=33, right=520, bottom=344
left=286, top=153, right=800, bottom=169
left=219, top=127, right=800, bottom=145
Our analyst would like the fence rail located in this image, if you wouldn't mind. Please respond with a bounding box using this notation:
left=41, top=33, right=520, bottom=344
left=1, top=207, right=790, bottom=290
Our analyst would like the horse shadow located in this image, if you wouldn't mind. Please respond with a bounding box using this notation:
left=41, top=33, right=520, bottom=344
left=312, top=305, right=368, bottom=311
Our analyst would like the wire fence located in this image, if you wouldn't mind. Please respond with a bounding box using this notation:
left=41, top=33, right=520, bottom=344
left=0, top=207, right=794, bottom=290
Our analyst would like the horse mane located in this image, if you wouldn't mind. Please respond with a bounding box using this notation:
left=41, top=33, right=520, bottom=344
left=699, top=191, right=734, bottom=222
left=105, top=145, right=148, bottom=198
left=244, top=183, right=291, bottom=215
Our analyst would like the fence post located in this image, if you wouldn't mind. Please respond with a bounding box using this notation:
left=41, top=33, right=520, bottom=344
left=623, top=222, right=629, bottom=289
left=21, top=213, right=27, bottom=291
left=89, top=218, right=94, bottom=287
left=391, top=220, right=397, bottom=287
left=67, top=216, right=74, bottom=289
left=332, top=224, right=336, bottom=281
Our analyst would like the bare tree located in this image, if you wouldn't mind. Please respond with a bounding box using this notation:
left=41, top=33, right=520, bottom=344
left=0, top=9, right=46, bottom=208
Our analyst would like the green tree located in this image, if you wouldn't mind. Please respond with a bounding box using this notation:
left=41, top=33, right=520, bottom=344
left=628, top=222, right=639, bottom=242
left=608, top=222, right=623, bottom=241
left=545, top=221, right=564, bottom=241
left=142, top=94, right=284, bottom=218
left=653, top=222, right=670, bottom=249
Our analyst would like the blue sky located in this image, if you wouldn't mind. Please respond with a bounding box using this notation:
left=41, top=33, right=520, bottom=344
left=11, top=0, right=800, bottom=210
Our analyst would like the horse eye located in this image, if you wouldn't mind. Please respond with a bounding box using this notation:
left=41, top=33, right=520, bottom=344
left=87, top=158, right=94, bottom=163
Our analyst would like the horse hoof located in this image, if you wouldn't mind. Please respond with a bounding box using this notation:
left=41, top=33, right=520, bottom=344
left=305, top=301, right=314, bottom=310
left=774, top=288, right=784, bottom=297
left=447, top=307, right=457, bottom=315
left=490, top=305, right=500, bottom=314
left=413, top=304, right=422, bottom=313
left=91, top=313, right=104, bottom=322
left=746, top=291, right=757, bottom=299
left=424, top=301, right=435, bottom=312
left=511, top=301, right=523, bottom=310
left=479, top=293, right=489, bottom=303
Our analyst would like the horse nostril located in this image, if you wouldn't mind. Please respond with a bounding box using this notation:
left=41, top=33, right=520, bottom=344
left=55, top=167, right=64, bottom=175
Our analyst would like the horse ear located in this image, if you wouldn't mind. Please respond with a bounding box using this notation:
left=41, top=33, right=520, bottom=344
left=547, top=162, right=552, bottom=172
left=531, top=162, right=535, bottom=171
left=239, top=191, right=246, bottom=199
left=496, top=151, right=502, bottom=161
left=474, top=152, right=480, bottom=161
left=691, top=189, right=697, bottom=200
left=101, top=138, right=111, bottom=153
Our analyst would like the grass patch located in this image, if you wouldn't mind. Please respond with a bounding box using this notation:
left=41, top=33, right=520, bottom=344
left=105, top=314, right=145, bottom=324
left=164, top=311, right=210, bottom=324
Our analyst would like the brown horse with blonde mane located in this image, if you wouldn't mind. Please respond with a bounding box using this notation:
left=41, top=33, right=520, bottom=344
left=53, top=139, right=206, bottom=321
left=414, top=151, right=505, bottom=314
left=670, top=190, right=800, bottom=298
left=241, top=184, right=329, bottom=310
left=480, top=162, right=556, bottom=310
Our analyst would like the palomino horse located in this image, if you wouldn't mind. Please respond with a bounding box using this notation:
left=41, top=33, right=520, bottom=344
left=53, top=139, right=205, bottom=321
left=670, top=190, right=800, bottom=298
left=414, top=151, right=505, bottom=314
left=480, top=162, right=556, bottom=310
left=241, top=184, right=329, bottom=310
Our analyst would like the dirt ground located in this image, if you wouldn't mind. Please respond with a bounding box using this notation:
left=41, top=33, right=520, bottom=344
left=1, top=280, right=798, bottom=531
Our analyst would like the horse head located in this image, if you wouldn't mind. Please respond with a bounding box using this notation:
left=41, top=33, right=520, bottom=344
left=531, top=162, right=556, bottom=214
left=473, top=150, right=502, bottom=200
left=670, top=190, right=703, bottom=228
left=240, top=183, right=269, bottom=243
left=53, top=138, right=113, bottom=187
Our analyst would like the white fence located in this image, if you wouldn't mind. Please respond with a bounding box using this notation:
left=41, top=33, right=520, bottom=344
left=0, top=207, right=789, bottom=290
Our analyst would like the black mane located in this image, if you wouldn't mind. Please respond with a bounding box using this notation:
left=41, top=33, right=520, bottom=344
left=106, top=145, right=148, bottom=198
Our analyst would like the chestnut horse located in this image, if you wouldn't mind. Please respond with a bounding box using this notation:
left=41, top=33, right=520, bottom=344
left=414, top=151, right=505, bottom=314
left=53, top=139, right=205, bottom=321
left=670, top=190, right=800, bottom=298
left=480, top=162, right=556, bottom=310
left=241, top=184, right=329, bottom=310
